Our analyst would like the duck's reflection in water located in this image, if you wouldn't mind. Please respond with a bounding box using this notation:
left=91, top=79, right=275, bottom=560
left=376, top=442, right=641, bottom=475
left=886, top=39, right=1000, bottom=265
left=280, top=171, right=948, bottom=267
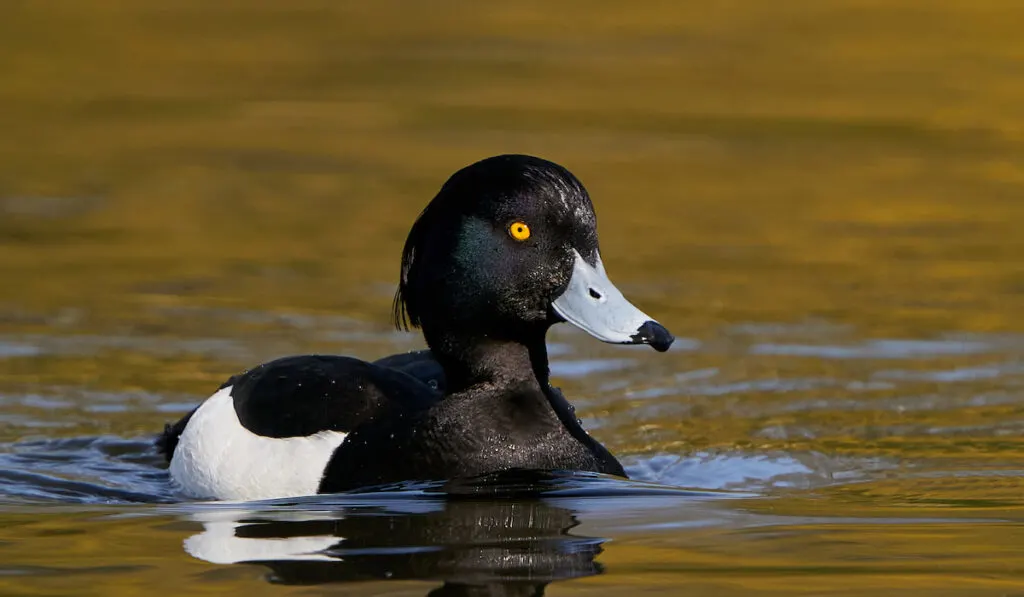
left=184, top=496, right=605, bottom=596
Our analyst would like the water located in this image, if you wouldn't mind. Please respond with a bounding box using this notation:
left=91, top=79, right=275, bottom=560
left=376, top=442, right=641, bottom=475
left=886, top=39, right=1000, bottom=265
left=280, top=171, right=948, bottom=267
left=3, top=1, right=1024, bottom=595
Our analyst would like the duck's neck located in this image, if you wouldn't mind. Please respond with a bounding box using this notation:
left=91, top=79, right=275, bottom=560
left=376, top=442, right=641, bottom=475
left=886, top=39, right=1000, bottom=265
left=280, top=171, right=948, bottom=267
left=427, top=328, right=551, bottom=395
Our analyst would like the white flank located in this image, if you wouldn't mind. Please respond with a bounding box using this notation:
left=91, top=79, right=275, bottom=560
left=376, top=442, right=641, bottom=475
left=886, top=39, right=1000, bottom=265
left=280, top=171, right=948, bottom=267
left=169, top=386, right=348, bottom=501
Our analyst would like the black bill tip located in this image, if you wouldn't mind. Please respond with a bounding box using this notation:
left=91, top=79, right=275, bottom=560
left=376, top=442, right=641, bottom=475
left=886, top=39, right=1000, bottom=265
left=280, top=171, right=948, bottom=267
left=630, top=320, right=674, bottom=352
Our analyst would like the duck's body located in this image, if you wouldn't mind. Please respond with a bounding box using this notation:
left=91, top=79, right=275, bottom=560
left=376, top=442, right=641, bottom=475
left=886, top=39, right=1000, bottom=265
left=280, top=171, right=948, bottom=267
left=160, top=155, right=672, bottom=501
left=164, top=349, right=623, bottom=500
left=164, top=353, right=438, bottom=500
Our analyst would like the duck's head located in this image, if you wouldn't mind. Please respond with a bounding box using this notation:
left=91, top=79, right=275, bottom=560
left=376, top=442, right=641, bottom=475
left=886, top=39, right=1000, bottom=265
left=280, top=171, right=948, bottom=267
left=394, top=154, right=674, bottom=359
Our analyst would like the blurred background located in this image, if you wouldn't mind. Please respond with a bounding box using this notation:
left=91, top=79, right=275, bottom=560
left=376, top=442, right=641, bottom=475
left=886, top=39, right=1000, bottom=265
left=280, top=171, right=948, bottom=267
left=2, top=2, right=1024, bottom=596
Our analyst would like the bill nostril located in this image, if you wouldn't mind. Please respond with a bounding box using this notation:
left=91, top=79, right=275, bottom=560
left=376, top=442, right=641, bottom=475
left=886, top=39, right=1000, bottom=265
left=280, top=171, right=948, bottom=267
left=588, top=287, right=602, bottom=300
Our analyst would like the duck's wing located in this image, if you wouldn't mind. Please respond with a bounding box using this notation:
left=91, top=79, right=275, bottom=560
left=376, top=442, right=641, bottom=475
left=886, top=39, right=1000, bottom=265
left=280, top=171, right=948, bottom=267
left=372, top=349, right=446, bottom=393
left=157, top=353, right=445, bottom=463
left=157, top=355, right=440, bottom=500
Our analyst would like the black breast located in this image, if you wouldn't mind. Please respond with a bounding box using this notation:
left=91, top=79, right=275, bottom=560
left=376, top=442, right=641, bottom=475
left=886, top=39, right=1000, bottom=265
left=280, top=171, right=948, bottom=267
left=318, top=381, right=623, bottom=492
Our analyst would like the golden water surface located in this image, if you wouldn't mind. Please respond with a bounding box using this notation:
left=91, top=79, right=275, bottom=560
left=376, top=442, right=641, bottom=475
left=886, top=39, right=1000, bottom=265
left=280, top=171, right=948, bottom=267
left=1, top=2, right=1024, bottom=595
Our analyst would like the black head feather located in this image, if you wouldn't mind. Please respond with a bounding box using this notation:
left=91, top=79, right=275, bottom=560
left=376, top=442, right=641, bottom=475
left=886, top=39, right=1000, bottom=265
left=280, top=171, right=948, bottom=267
left=392, top=155, right=597, bottom=340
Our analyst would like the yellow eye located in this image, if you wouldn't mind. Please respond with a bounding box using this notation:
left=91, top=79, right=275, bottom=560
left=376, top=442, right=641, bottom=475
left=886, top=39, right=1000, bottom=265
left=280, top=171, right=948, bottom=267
left=508, top=221, right=531, bottom=241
